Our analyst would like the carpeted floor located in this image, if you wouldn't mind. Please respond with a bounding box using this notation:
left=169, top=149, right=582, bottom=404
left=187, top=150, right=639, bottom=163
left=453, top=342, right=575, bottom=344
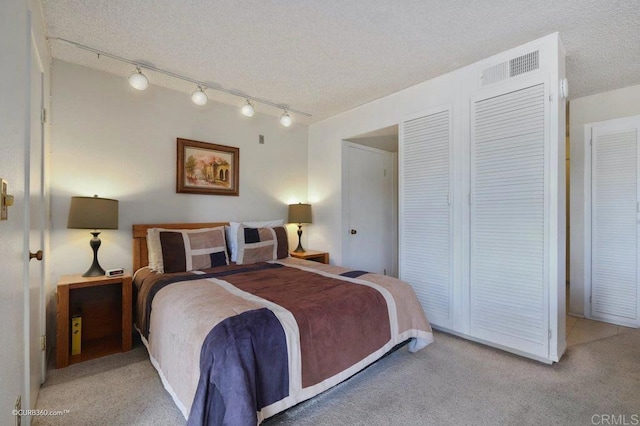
left=35, top=329, right=640, bottom=425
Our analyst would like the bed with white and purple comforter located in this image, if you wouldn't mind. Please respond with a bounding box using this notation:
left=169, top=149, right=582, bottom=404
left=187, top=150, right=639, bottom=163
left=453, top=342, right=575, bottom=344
left=133, top=225, right=433, bottom=425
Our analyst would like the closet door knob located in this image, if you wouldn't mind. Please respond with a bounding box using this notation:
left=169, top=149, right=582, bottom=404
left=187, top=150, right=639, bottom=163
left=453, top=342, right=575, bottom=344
left=350, top=229, right=357, bottom=235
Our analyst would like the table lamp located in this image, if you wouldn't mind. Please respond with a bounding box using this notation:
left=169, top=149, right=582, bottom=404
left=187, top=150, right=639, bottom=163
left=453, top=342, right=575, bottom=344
left=67, top=195, right=119, bottom=277
left=288, top=203, right=312, bottom=253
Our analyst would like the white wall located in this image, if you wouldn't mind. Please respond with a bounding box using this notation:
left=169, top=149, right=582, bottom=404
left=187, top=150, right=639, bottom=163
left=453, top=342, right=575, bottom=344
left=569, top=84, right=640, bottom=316
left=50, top=60, right=308, bottom=281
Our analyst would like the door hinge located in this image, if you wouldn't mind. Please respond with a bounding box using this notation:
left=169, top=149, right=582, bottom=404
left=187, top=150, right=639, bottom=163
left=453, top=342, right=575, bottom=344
left=548, top=329, right=552, bottom=340
left=41, top=335, right=46, bottom=351
left=549, top=94, right=553, bottom=102
left=447, top=193, right=452, bottom=206
left=41, top=108, right=47, bottom=124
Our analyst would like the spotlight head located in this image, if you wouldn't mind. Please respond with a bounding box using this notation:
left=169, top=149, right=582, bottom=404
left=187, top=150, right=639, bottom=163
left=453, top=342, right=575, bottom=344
left=128, top=67, right=149, bottom=91
left=241, top=100, right=255, bottom=117
left=191, top=86, right=208, bottom=106
left=280, top=111, right=292, bottom=127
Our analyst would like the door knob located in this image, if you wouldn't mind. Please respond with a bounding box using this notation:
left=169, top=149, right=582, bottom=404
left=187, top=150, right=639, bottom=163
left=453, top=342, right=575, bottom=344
left=29, top=250, right=43, bottom=261
left=350, top=229, right=357, bottom=235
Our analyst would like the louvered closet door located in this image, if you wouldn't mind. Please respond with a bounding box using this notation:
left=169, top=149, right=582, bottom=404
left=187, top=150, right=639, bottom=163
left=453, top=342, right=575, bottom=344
left=400, top=108, right=453, bottom=328
left=591, top=121, right=640, bottom=327
left=470, top=81, right=549, bottom=357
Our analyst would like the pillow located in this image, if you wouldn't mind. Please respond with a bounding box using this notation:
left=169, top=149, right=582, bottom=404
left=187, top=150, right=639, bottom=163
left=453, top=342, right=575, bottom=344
left=146, top=228, right=163, bottom=271
left=236, top=225, right=289, bottom=265
left=225, top=219, right=284, bottom=262
left=147, top=227, right=228, bottom=273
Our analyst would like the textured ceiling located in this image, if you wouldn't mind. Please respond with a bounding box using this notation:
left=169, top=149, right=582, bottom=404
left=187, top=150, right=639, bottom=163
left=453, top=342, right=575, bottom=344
left=41, top=0, right=640, bottom=124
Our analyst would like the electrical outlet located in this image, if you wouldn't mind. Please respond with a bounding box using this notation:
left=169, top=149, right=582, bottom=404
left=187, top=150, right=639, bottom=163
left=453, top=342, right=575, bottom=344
left=14, top=395, right=21, bottom=426
left=259, top=135, right=264, bottom=144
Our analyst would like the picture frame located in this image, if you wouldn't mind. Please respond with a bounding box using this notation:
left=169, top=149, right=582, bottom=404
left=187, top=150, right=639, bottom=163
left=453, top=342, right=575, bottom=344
left=176, top=138, right=240, bottom=196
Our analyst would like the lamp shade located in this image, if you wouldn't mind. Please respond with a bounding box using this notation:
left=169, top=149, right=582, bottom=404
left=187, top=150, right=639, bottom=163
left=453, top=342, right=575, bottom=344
left=67, top=196, right=119, bottom=230
left=288, top=203, right=312, bottom=224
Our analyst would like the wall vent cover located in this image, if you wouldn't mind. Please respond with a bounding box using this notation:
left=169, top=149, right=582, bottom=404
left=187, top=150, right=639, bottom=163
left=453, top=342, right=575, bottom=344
left=481, top=50, right=540, bottom=86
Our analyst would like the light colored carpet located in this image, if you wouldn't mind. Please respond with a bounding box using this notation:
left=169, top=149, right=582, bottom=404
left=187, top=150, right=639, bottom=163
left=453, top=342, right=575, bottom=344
left=35, top=329, right=640, bottom=425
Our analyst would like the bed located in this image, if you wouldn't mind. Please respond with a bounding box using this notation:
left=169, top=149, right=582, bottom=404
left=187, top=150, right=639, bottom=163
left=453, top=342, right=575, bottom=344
left=132, top=222, right=433, bottom=425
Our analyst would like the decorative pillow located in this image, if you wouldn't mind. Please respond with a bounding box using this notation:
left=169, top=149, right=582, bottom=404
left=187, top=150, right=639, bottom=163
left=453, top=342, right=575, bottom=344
left=236, top=225, right=289, bottom=265
left=225, top=219, right=284, bottom=262
left=147, top=227, right=228, bottom=273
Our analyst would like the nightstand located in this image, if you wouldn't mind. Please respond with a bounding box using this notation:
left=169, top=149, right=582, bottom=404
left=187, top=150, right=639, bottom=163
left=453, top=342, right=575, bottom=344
left=56, top=273, right=132, bottom=368
left=289, top=250, right=330, bottom=264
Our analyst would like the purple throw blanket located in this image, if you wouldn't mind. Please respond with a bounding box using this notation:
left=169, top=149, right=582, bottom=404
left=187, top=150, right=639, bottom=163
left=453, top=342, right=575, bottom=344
left=187, top=308, right=289, bottom=426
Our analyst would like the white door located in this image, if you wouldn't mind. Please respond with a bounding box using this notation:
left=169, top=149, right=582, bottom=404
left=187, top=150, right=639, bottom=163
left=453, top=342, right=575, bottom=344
left=26, top=29, right=46, bottom=416
left=470, top=78, right=550, bottom=358
left=345, top=143, right=394, bottom=275
left=590, top=117, right=640, bottom=327
left=399, top=108, right=453, bottom=328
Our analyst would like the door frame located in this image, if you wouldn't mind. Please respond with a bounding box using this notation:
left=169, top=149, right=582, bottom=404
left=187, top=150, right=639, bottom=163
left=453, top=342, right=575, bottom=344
left=341, top=141, right=397, bottom=275
left=584, top=115, right=640, bottom=327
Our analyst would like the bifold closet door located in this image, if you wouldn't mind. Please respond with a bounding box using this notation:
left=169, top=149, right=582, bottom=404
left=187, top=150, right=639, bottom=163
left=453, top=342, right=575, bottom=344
left=400, top=108, right=453, bottom=328
left=591, top=120, right=640, bottom=327
left=470, top=81, right=549, bottom=357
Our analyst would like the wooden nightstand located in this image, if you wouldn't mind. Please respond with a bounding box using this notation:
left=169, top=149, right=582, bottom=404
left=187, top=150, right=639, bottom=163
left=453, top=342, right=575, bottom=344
left=56, top=273, right=132, bottom=368
left=289, top=250, right=330, bottom=264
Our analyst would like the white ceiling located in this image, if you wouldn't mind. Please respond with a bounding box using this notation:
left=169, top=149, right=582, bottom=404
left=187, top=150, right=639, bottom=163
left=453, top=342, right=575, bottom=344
left=41, top=0, right=640, bottom=125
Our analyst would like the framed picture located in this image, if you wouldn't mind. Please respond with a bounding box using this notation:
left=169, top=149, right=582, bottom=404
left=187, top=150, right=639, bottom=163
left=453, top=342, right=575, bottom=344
left=176, top=138, right=240, bottom=196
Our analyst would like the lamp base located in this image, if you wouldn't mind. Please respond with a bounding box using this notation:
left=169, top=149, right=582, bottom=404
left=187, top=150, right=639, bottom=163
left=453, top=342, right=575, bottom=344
left=293, top=225, right=305, bottom=253
left=82, top=231, right=106, bottom=277
left=82, top=263, right=106, bottom=277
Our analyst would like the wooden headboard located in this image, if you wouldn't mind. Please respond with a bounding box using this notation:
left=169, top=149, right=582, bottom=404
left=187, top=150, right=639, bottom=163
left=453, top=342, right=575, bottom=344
left=132, top=222, right=229, bottom=272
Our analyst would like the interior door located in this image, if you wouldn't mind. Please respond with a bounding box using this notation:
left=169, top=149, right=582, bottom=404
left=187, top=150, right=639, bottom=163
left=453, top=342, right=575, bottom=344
left=26, top=29, right=46, bottom=414
left=590, top=117, right=640, bottom=327
left=399, top=108, right=453, bottom=328
left=345, top=143, right=394, bottom=275
left=470, top=77, right=550, bottom=358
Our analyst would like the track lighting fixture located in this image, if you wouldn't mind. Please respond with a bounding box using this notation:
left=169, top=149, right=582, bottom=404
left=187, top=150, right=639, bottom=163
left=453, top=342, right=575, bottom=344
left=128, top=67, right=149, bottom=91
left=240, top=100, right=255, bottom=117
left=191, top=86, right=208, bottom=106
left=280, top=111, right=292, bottom=127
left=49, top=38, right=312, bottom=121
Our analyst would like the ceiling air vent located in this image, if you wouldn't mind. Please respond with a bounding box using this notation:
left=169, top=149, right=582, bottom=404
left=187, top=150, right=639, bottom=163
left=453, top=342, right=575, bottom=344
left=481, top=50, right=540, bottom=86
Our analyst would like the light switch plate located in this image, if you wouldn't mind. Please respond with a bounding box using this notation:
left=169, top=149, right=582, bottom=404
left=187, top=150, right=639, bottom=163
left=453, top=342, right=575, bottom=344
left=1, top=179, right=8, bottom=220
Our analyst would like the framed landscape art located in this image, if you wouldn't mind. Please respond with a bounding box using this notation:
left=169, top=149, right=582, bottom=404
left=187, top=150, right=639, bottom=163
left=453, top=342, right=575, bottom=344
left=176, top=138, right=240, bottom=196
